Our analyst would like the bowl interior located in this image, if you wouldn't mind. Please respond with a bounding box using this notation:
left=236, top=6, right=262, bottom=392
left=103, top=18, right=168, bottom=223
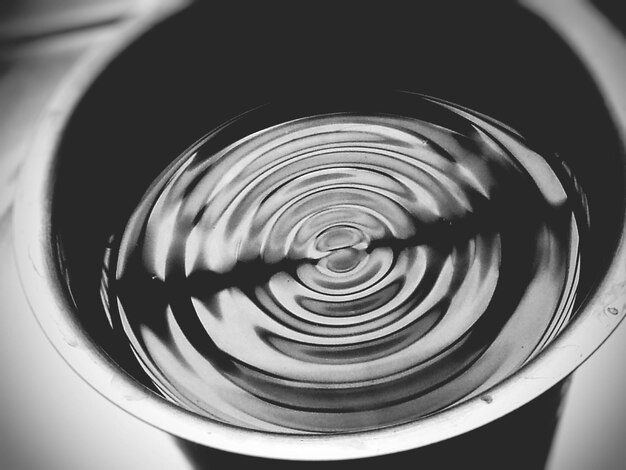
left=48, top=1, right=624, bottom=433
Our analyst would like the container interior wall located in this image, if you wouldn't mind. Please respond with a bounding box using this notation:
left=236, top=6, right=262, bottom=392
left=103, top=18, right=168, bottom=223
left=50, top=2, right=624, bottom=386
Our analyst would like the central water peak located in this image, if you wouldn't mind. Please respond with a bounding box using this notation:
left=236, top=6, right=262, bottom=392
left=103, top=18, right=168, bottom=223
left=315, top=225, right=368, bottom=274
left=323, top=247, right=367, bottom=274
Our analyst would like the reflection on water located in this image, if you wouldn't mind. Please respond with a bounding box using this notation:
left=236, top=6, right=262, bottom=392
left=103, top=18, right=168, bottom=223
left=102, top=94, right=587, bottom=433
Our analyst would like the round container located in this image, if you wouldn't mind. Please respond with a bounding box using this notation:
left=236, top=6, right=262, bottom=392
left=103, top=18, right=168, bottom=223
left=13, top=1, right=626, bottom=466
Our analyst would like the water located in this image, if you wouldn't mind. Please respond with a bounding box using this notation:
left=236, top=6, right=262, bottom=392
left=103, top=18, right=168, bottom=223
left=101, top=94, right=586, bottom=434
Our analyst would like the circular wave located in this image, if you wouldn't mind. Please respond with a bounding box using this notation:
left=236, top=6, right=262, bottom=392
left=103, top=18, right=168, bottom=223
left=103, top=94, right=585, bottom=433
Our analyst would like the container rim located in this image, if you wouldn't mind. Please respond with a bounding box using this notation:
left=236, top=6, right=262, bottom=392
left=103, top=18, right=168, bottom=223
left=12, top=0, right=626, bottom=461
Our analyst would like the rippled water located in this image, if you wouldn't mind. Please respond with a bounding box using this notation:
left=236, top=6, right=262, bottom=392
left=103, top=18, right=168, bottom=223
left=101, top=94, right=586, bottom=433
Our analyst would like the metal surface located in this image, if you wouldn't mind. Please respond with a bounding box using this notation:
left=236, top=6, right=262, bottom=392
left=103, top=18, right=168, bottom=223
left=4, top=0, right=626, bottom=466
left=0, top=3, right=192, bottom=469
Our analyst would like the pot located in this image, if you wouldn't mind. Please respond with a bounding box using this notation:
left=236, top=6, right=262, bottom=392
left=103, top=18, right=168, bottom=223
left=13, top=0, right=626, bottom=467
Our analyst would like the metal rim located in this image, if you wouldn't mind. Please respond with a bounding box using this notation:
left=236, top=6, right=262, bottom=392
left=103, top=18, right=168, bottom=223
left=12, top=1, right=626, bottom=461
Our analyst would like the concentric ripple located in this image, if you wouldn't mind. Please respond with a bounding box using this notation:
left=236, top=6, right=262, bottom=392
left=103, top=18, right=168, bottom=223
left=102, top=95, right=586, bottom=433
